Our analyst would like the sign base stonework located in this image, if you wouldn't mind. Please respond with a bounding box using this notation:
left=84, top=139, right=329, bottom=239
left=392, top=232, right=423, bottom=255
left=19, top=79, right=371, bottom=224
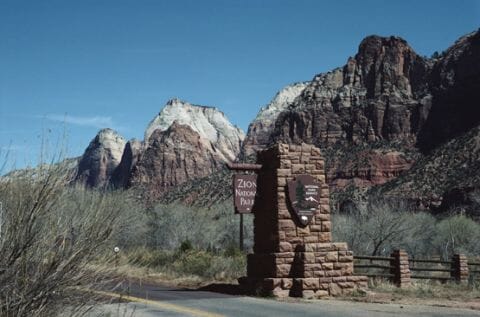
left=239, top=143, right=367, bottom=298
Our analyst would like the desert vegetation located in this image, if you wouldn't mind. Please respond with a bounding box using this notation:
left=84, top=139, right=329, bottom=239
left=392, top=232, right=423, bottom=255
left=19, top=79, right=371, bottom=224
left=117, top=195, right=480, bottom=283
left=1, top=155, right=479, bottom=316
left=332, top=196, right=480, bottom=260
left=115, top=200, right=252, bottom=283
left=0, top=160, right=252, bottom=316
left=0, top=161, right=140, bottom=316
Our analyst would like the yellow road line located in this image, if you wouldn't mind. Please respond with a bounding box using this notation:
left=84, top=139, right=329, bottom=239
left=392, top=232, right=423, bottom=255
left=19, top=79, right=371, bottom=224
left=94, top=290, right=225, bottom=317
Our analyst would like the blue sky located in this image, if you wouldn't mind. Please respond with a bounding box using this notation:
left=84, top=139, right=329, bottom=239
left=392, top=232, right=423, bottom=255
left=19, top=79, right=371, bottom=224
left=1, top=0, right=479, bottom=170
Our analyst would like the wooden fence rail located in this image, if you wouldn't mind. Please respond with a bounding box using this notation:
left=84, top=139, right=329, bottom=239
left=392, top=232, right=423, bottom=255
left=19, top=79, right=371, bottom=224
left=468, top=262, right=480, bottom=274
left=354, top=255, right=394, bottom=261
left=353, top=250, right=475, bottom=287
left=410, top=259, right=452, bottom=265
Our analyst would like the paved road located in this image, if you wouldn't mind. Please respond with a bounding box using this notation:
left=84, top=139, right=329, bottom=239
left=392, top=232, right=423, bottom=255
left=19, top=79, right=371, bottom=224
left=92, top=282, right=480, bottom=317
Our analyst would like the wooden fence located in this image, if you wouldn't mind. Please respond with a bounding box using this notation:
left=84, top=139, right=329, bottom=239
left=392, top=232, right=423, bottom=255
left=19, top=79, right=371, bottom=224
left=353, top=250, right=478, bottom=287
left=470, top=261, right=480, bottom=279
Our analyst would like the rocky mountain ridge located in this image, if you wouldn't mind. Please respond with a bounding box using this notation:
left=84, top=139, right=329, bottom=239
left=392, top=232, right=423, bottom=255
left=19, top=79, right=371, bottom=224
left=163, top=29, right=480, bottom=212
left=272, top=35, right=432, bottom=147
left=19, top=29, right=478, bottom=213
left=73, top=99, right=244, bottom=194
left=241, top=30, right=480, bottom=197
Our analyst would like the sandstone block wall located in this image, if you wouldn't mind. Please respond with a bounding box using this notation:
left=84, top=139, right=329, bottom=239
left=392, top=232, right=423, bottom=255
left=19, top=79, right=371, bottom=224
left=390, top=249, right=411, bottom=287
left=451, top=254, right=469, bottom=283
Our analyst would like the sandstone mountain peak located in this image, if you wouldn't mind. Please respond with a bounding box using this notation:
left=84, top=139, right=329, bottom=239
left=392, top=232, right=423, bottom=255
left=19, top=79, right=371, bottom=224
left=85, top=128, right=126, bottom=158
left=106, top=99, right=247, bottom=196
left=358, top=34, right=409, bottom=50
left=355, top=34, right=429, bottom=98
left=75, top=128, right=126, bottom=187
left=145, top=98, right=244, bottom=162
left=130, top=120, right=228, bottom=200
left=272, top=33, right=433, bottom=148
left=254, top=82, right=310, bottom=122
left=242, top=30, right=479, bottom=203
left=243, top=34, right=430, bottom=160
left=75, top=97, right=245, bottom=193
left=243, top=82, right=309, bottom=157
left=96, top=128, right=124, bottom=141
left=165, top=97, right=214, bottom=110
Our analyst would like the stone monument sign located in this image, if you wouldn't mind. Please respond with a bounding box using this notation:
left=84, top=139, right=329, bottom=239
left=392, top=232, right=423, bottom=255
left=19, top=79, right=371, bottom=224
left=239, top=143, right=367, bottom=298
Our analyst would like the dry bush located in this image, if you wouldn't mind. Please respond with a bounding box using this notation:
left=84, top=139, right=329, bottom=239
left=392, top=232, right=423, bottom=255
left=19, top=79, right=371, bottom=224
left=432, top=214, right=480, bottom=259
left=144, top=201, right=253, bottom=252
left=333, top=198, right=416, bottom=256
left=0, top=164, right=126, bottom=316
left=333, top=197, right=480, bottom=260
left=118, top=201, right=251, bottom=283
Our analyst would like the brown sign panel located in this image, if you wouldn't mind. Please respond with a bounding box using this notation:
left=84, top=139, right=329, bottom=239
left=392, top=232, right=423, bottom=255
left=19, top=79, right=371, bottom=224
left=233, top=174, right=257, bottom=214
left=288, top=174, right=321, bottom=226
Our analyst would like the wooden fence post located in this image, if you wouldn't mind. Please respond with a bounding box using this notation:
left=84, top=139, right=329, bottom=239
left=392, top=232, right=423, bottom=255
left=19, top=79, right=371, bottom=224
left=451, top=254, right=468, bottom=283
left=390, top=249, right=411, bottom=287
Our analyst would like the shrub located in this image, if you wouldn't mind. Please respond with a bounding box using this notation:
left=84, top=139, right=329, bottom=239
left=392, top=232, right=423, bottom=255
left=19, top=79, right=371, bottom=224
left=333, top=198, right=415, bottom=256
left=126, top=248, right=175, bottom=268
left=433, top=215, right=480, bottom=259
left=179, top=240, right=193, bottom=253
left=172, top=250, right=214, bottom=277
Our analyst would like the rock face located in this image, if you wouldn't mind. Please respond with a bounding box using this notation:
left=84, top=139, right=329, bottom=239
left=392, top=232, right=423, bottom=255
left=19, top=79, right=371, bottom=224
left=418, top=30, right=480, bottom=152
left=76, top=99, right=244, bottom=194
left=242, top=30, right=480, bottom=194
left=112, top=99, right=245, bottom=197
left=130, top=121, right=225, bottom=198
left=273, top=35, right=432, bottom=147
left=243, top=82, right=309, bottom=157
left=75, top=128, right=126, bottom=187
left=327, top=150, right=414, bottom=189
left=110, top=139, right=143, bottom=188
left=145, top=98, right=244, bottom=162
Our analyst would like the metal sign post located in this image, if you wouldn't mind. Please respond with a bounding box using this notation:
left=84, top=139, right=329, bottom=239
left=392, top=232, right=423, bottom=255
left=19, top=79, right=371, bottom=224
left=240, top=213, right=244, bottom=251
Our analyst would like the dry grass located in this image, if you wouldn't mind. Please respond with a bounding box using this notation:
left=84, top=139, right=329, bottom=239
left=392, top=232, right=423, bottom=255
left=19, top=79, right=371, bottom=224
left=371, top=279, right=480, bottom=300
left=97, top=247, right=247, bottom=288
left=342, top=279, right=480, bottom=310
